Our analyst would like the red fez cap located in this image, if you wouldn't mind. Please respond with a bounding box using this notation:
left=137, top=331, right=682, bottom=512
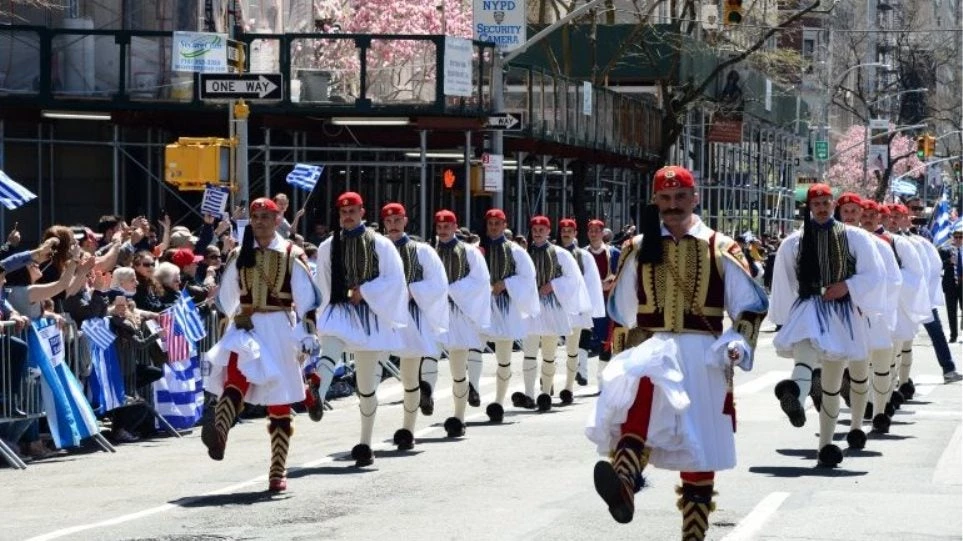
left=336, top=191, right=364, bottom=208
left=653, top=166, right=695, bottom=192
left=877, top=204, right=891, bottom=216
left=530, top=215, right=551, bottom=228
left=558, top=218, right=577, bottom=230
left=171, top=248, right=203, bottom=269
left=891, top=204, right=910, bottom=215
left=250, top=197, right=280, bottom=213
left=380, top=202, right=406, bottom=219
left=837, top=192, right=862, bottom=207
left=434, top=209, right=457, bottom=224
left=587, top=219, right=605, bottom=229
left=485, top=208, right=506, bottom=221
left=860, top=199, right=880, bottom=212
left=807, top=183, right=833, bottom=201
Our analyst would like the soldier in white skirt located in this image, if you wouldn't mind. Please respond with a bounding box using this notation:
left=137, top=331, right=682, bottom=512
left=512, top=215, right=586, bottom=412
left=312, top=191, right=408, bottom=467
left=478, top=208, right=539, bottom=423
left=770, top=183, right=886, bottom=468
left=557, top=218, right=605, bottom=404
left=203, top=197, right=321, bottom=492
left=586, top=166, right=768, bottom=540
left=860, top=200, right=928, bottom=434
left=380, top=202, right=449, bottom=451
left=432, top=209, right=491, bottom=437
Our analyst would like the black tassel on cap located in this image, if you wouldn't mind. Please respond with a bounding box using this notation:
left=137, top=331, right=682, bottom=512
left=237, top=226, right=256, bottom=269
left=797, top=205, right=820, bottom=298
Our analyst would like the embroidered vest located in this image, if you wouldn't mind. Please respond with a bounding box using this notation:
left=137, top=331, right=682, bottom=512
left=797, top=222, right=856, bottom=298
left=529, top=243, right=563, bottom=288
left=485, top=239, right=516, bottom=284
left=238, top=243, right=296, bottom=309
left=342, top=228, right=380, bottom=287
left=635, top=234, right=726, bottom=335
left=563, top=244, right=585, bottom=274
left=397, top=238, right=425, bottom=285
left=437, top=240, right=470, bottom=284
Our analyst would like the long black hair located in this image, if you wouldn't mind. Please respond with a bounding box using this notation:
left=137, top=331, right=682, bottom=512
left=637, top=204, right=663, bottom=265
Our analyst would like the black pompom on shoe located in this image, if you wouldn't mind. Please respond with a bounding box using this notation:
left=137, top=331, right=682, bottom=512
left=890, top=390, right=905, bottom=409
left=898, top=380, right=915, bottom=401
left=817, top=444, right=843, bottom=468
left=486, top=403, right=504, bottom=424
left=863, top=402, right=874, bottom=420
left=871, top=413, right=891, bottom=434
left=575, top=373, right=588, bottom=386
left=559, top=389, right=574, bottom=405
left=510, top=391, right=527, bottom=408
left=884, top=402, right=896, bottom=418
left=393, top=429, right=414, bottom=451
left=775, top=380, right=806, bottom=428
left=536, top=393, right=552, bottom=412
left=846, top=429, right=867, bottom=450
left=443, top=417, right=466, bottom=438
left=351, top=444, right=374, bottom=467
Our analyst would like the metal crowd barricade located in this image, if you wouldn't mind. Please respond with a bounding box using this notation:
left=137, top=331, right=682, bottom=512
left=0, top=321, right=41, bottom=469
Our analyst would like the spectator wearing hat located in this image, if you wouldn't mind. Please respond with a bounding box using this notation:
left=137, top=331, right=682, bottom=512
left=475, top=208, right=539, bottom=423
left=203, top=196, right=320, bottom=492
left=168, top=248, right=212, bottom=306
left=770, top=183, right=886, bottom=467
left=378, top=202, right=449, bottom=451
left=588, top=165, right=768, bottom=538
left=556, top=218, right=605, bottom=403
left=311, top=191, right=408, bottom=468
left=584, top=218, right=620, bottom=380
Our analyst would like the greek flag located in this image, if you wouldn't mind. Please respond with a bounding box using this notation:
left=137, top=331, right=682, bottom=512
left=0, top=170, right=37, bottom=210
left=931, top=195, right=952, bottom=246
left=152, top=356, right=204, bottom=430
left=28, top=318, right=100, bottom=448
left=81, top=318, right=126, bottom=414
left=173, top=290, right=206, bottom=343
left=201, top=185, right=230, bottom=216
left=286, top=163, right=324, bottom=192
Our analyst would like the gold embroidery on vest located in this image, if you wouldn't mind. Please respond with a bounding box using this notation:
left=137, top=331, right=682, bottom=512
left=239, top=248, right=293, bottom=309
left=638, top=236, right=722, bottom=332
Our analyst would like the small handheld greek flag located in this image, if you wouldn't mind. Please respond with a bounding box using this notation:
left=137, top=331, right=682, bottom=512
left=81, top=318, right=125, bottom=414
left=201, top=184, right=230, bottom=216
left=173, top=290, right=207, bottom=343
left=0, top=170, right=38, bottom=210
left=286, top=163, right=324, bottom=192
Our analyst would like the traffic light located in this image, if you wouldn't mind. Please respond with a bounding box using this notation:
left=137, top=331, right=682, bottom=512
left=442, top=168, right=457, bottom=189
left=164, top=137, right=233, bottom=191
left=916, top=136, right=926, bottom=159
left=723, top=0, right=743, bottom=24
left=924, top=134, right=936, bottom=158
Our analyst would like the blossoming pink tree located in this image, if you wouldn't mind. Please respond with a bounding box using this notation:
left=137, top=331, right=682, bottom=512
left=298, top=0, right=473, bottom=101
left=825, top=124, right=926, bottom=200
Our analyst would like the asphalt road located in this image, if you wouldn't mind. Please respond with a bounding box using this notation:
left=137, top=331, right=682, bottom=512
left=3, top=317, right=961, bottom=541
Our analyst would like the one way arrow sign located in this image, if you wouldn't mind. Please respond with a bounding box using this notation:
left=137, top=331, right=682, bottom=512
left=486, top=113, right=522, bottom=131
left=200, top=73, right=284, bottom=101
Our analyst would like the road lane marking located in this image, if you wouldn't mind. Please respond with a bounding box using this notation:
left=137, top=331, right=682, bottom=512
left=933, top=424, right=962, bottom=485
left=720, top=491, right=790, bottom=541
left=26, top=376, right=504, bottom=541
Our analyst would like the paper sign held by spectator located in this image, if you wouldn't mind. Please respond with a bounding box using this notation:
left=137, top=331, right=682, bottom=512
left=201, top=185, right=230, bottom=216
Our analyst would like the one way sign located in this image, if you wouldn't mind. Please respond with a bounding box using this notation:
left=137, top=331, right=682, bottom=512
left=486, top=113, right=522, bottom=131
left=200, top=73, right=284, bottom=101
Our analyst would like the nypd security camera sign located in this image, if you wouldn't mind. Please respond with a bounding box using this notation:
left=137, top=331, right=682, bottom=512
left=473, top=0, right=526, bottom=51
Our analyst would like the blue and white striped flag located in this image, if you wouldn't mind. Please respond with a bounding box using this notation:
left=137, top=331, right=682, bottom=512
left=0, top=170, right=37, bottom=210
left=81, top=318, right=125, bottom=413
left=152, top=356, right=204, bottom=430
left=931, top=195, right=952, bottom=246
left=28, top=318, right=100, bottom=448
left=286, top=163, right=324, bottom=192
left=201, top=184, right=230, bottom=216
left=173, top=289, right=207, bottom=343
